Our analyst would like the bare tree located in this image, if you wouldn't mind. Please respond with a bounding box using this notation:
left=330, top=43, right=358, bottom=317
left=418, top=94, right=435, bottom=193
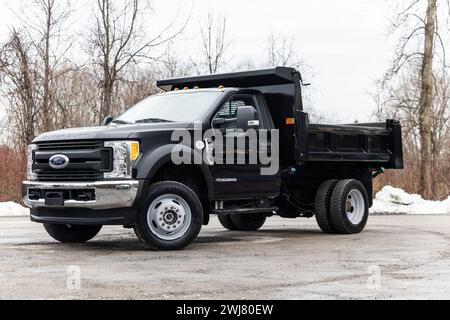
left=157, top=42, right=193, bottom=78
left=379, top=0, right=448, bottom=199
left=232, top=58, right=256, bottom=72
left=418, top=0, right=438, bottom=199
left=0, top=30, right=40, bottom=152
left=34, top=0, right=72, bottom=131
left=87, top=0, right=188, bottom=122
left=193, top=11, right=231, bottom=75
left=373, top=65, right=449, bottom=199
left=265, top=32, right=304, bottom=70
left=51, top=64, right=98, bottom=129
left=14, top=0, right=73, bottom=132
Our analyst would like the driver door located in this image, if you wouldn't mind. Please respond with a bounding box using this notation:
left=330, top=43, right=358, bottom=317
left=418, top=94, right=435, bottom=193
left=209, top=94, right=279, bottom=200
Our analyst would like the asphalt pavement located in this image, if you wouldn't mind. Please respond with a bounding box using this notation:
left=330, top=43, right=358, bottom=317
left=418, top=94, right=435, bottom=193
left=1, top=215, right=449, bottom=299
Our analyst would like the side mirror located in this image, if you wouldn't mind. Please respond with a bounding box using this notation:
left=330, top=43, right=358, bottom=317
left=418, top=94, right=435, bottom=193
left=102, top=116, right=114, bottom=126
left=212, top=118, right=227, bottom=127
left=236, top=106, right=260, bottom=131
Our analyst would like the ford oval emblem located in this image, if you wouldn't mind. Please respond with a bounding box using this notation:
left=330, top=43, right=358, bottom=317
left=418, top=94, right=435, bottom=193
left=49, top=154, right=69, bottom=169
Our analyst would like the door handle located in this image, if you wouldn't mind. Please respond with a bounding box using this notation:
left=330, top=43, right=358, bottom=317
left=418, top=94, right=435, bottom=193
left=204, top=138, right=215, bottom=165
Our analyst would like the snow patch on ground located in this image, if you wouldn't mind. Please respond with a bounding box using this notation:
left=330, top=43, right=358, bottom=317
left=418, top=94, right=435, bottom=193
left=371, top=186, right=450, bottom=215
left=0, top=202, right=30, bottom=217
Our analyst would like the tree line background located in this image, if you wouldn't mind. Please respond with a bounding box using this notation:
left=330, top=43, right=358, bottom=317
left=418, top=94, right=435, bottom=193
left=0, top=0, right=448, bottom=203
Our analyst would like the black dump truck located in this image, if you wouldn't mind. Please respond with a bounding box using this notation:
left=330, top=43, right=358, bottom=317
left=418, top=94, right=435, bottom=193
left=22, top=67, right=403, bottom=250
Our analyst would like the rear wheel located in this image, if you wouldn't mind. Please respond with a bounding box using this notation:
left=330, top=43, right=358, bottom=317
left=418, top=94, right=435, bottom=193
left=43, top=224, right=102, bottom=243
left=218, top=213, right=266, bottom=231
left=134, top=181, right=203, bottom=251
left=314, top=180, right=339, bottom=233
left=330, top=179, right=369, bottom=234
left=217, top=214, right=238, bottom=231
left=232, top=214, right=266, bottom=231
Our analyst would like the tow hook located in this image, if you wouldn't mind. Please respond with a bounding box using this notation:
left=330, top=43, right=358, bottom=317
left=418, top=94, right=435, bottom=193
left=373, top=167, right=385, bottom=179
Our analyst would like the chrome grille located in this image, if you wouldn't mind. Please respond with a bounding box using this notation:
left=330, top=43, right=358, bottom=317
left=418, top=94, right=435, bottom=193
left=34, top=141, right=112, bottom=182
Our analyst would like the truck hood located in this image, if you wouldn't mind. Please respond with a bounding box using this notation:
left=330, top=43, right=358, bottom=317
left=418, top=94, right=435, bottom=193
left=33, top=122, right=193, bottom=142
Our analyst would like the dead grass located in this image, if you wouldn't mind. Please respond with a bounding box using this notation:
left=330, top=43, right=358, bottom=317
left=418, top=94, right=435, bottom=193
left=374, top=158, right=450, bottom=201
left=0, top=146, right=26, bottom=203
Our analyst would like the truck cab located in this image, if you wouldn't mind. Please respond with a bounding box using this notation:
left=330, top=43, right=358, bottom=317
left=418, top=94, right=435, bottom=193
left=23, top=67, right=403, bottom=250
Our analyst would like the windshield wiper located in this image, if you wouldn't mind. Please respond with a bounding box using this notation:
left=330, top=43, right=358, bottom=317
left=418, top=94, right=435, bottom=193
left=111, top=119, right=132, bottom=125
left=134, top=118, right=173, bottom=124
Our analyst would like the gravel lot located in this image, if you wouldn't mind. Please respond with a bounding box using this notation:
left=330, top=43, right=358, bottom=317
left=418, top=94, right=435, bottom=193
left=1, top=215, right=450, bottom=299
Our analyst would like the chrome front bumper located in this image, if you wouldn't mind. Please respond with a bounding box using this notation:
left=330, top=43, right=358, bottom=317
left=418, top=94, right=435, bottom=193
left=23, top=180, right=139, bottom=210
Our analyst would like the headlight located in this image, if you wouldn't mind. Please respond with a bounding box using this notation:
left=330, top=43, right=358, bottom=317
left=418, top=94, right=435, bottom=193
left=104, top=141, right=140, bottom=179
left=27, top=144, right=37, bottom=180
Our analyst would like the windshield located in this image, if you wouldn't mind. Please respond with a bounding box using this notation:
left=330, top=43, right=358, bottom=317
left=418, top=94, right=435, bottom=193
left=113, top=91, right=222, bottom=124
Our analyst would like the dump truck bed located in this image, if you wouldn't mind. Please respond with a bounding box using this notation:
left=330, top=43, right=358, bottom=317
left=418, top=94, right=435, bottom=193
left=302, top=120, right=403, bottom=169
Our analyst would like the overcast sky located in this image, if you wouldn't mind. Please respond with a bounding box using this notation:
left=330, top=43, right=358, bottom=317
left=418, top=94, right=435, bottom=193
left=0, top=0, right=399, bottom=123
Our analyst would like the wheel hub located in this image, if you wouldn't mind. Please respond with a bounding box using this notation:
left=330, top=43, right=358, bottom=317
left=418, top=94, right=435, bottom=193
left=345, top=200, right=354, bottom=213
left=159, top=206, right=183, bottom=228
left=345, top=189, right=365, bottom=225
left=147, top=194, right=192, bottom=240
left=163, top=211, right=177, bottom=224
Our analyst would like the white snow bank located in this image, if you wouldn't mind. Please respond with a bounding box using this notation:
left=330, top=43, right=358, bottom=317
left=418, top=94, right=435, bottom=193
left=0, top=202, right=29, bottom=217
left=371, top=186, right=450, bottom=215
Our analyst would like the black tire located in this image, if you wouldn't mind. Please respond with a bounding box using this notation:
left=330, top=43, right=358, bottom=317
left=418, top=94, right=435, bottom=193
left=218, top=214, right=238, bottom=231
left=330, top=179, right=369, bottom=234
left=229, top=214, right=266, bottom=231
left=43, top=224, right=102, bottom=243
left=134, top=181, right=203, bottom=251
left=314, top=179, right=339, bottom=233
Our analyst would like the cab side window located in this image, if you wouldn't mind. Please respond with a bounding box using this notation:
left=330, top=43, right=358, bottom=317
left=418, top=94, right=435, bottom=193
left=213, top=95, right=257, bottom=131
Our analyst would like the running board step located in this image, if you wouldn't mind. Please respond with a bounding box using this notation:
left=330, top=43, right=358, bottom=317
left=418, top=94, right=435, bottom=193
left=213, top=207, right=278, bottom=216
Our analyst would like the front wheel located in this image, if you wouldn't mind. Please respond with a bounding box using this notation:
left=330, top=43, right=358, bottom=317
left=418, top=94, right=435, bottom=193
left=134, top=181, right=203, bottom=251
left=43, top=224, right=102, bottom=243
left=330, top=179, right=369, bottom=234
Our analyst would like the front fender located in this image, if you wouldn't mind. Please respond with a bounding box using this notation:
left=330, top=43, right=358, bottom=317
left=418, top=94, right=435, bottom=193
left=135, top=144, right=214, bottom=201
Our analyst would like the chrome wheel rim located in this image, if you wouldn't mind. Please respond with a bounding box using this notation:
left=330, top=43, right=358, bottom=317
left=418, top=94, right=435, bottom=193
left=345, top=189, right=365, bottom=225
left=147, top=194, right=191, bottom=241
